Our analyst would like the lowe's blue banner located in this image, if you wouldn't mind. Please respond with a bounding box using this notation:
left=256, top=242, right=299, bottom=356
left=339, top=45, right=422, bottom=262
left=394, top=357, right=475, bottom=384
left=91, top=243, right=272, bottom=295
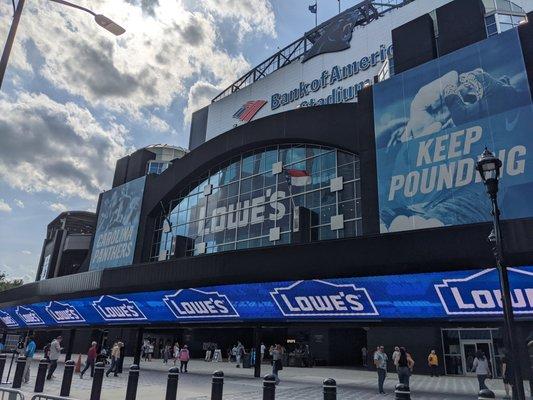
left=373, top=29, right=533, bottom=233
left=89, top=176, right=146, bottom=270
left=1, top=267, right=532, bottom=328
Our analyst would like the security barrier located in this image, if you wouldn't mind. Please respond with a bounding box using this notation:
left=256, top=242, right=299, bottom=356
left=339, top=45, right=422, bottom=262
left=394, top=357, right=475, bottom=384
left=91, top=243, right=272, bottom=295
left=31, top=395, right=74, bottom=400
left=0, top=387, right=24, bottom=400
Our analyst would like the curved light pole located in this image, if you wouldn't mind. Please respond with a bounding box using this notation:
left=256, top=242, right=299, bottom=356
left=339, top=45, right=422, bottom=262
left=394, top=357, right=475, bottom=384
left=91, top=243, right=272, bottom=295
left=0, top=0, right=125, bottom=90
left=476, top=148, right=526, bottom=400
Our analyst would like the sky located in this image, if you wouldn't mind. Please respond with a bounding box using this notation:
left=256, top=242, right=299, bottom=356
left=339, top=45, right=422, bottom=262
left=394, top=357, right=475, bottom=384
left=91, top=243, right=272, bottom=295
left=0, top=0, right=370, bottom=282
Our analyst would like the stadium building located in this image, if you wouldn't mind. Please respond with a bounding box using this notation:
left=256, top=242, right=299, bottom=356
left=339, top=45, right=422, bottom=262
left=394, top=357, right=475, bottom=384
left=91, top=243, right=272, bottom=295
left=1, top=0, right=533, bottom=379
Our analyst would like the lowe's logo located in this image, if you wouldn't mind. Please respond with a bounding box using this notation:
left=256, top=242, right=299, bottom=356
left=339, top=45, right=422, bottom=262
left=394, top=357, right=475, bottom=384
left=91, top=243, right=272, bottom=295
left=92, top=295, right=147, bottom=322
left=163, top=289, right=239, bottom=320
left=435, top=268, right=533, bottom=315
left=0, top=310, right=19, bottom=328
left=45, top=301, right=86, bottom=324
left=15, top=306, right=45, bottom=326
left=270, top=280, right=379, bottom=317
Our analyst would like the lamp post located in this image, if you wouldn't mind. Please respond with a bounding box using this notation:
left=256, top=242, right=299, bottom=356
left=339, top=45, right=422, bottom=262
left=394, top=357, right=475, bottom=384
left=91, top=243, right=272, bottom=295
left=0, top=0, right=125, bottom=90
left=476, top=148, right=526, bottom=400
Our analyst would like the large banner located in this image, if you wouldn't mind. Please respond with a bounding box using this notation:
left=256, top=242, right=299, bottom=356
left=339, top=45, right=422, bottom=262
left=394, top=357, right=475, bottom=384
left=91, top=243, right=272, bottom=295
left=374, top=29, right=533, bottom=233
left=1, top=266, right=532, bottom=328
left=89, top=176, right=146, bottom=270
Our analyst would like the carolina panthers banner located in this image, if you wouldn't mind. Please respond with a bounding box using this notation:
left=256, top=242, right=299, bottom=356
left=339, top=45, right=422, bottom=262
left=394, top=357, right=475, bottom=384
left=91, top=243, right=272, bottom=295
left=373, top=29, right=533, bottom=233
left=89, top=176, right=146, bottom=270
left=1, top=266, right=532, bottom=328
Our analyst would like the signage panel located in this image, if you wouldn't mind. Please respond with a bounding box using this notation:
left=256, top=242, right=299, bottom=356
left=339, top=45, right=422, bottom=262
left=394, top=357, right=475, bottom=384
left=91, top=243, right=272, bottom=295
left=373, top=29, right=533, bottom=233
left=1, top=266, right=532, bottom=328
left=89, top=176, right=146, bottom=270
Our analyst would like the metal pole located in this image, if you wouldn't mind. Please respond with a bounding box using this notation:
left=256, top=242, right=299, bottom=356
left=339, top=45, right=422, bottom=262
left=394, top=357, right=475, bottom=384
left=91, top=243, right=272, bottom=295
left=60, top=359, right=75, bottom=397
left=253, top=328, right=261, bottom=378
left=90, top=362, right=105, bottom=400
left=491, top=195, right=526, bottom=400
left=65, top=329, right=76, bottom=361
left=323, top=378, right=336, bottom=400
left=33, top=358, right=48, bottom=393
left=0, top=0, right=25, bottom=90
left=210, top=370, right=224, bottom=400
left=262, top=374, right=276, bottom=400
left=125, top=364, right=140, bottom=400
left=11, top=355, right=25, bottom=389
left=165, top=366, right=180, bottom=400
left=133, top=327, right=144, bottom=366
left=0, top=353, right=6, bottom=383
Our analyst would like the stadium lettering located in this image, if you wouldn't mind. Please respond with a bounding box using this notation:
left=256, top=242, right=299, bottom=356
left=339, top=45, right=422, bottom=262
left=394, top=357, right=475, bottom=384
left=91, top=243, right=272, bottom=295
left=167, top=299, right=229, bottom=316
left=450, top=287, right=533, bottom=310
left=280, top=292, right=364, bottom=312
left=97, top=304, right=140, bottom=319
left=50, top=309, right=81, bottom=321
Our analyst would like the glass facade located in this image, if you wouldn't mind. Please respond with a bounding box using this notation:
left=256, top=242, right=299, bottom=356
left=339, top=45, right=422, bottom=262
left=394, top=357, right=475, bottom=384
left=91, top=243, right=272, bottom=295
left=150, top=144, right=361, bottom=261
left=483, top=0, right=527, bottom=36
left=147, top=161, right=171, bottom=175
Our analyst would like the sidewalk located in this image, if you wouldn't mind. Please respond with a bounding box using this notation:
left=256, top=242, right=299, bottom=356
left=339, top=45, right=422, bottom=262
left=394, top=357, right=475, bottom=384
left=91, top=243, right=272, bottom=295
left=4, top=353, right=531, bottom=400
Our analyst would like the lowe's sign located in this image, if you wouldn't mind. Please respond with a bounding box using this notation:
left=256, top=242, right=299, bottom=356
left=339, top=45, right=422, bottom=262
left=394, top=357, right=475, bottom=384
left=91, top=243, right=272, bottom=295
left=1, top=266, right=532, bottom=328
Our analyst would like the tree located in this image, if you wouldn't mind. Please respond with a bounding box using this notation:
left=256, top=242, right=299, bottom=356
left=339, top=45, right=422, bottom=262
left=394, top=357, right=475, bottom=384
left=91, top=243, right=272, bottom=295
left=0, top=273, right=23, bottom=292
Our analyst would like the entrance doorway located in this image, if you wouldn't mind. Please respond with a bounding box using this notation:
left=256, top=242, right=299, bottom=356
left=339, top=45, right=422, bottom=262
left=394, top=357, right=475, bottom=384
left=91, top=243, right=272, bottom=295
left=461, top=340, right=494, bottom=375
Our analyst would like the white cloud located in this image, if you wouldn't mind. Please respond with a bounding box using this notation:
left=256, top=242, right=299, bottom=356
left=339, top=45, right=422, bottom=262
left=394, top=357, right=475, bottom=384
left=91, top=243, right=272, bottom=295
left=0, top=92, right=129, bottom=200
left=0, top=199, right=12, bottom=213
left=183, top=80, right=221, bottom=125
left=48, top=202, right=68, bottom=213
left=14, top=199, right=24, bottom=208
left=21, top=250, right=31, bottom=255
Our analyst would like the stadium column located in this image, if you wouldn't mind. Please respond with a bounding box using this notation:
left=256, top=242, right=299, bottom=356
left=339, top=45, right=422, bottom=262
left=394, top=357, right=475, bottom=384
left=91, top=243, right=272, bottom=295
left=65, top=329, right=76, bottom=361
left=133, top=327, right=144, bottom=366
left=253, top=327, right=261, bottom=378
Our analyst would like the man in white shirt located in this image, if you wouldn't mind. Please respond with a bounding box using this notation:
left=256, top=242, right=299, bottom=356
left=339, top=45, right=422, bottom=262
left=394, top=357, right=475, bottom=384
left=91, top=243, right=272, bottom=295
left=260, top=343, right=266, bottom=362
left=46, top=336, right=63, bottom=380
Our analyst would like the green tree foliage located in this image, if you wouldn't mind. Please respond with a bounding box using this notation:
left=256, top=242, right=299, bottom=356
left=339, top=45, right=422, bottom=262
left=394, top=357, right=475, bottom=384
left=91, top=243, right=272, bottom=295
left=0, top=273, right=23, bottom=292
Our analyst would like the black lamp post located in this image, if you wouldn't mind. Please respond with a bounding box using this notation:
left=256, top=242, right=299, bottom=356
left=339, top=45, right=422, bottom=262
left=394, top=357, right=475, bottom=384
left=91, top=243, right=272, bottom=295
left=476, top=148, right=526, bottom=400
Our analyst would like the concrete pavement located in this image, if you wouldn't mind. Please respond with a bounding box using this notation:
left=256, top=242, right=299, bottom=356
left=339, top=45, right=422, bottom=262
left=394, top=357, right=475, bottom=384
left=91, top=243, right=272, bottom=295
left=3, top=354, right=531, bottom=400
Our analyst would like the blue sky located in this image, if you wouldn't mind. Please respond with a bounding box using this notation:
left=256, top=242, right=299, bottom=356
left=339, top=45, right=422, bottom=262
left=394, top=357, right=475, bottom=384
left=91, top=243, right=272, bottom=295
left=0, top=0, right=367, bottom=281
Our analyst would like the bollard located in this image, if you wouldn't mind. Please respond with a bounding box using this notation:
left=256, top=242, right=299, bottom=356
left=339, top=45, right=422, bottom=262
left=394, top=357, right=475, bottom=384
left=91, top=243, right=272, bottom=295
left=165, top=367, right=180, bottom=400
left=395, top=383, right=411, bottom=400
left=0, top=353, right=6, bottom=383
left=90, top=362, right=105, bottom=400
left=262, top=374, right=276, bottom=400
left=478, top=389, right=495, bottom=400
left=211, top=370, right=224, bottom=400
left=11, top=356, right=26, bottom=389
left=125, top=364, right=140, bottom=400
left=60, top=359, right=75, bottom=397
left=34, top=358, right=49, bottom=393
left=323, top=378, right=336, bottom=400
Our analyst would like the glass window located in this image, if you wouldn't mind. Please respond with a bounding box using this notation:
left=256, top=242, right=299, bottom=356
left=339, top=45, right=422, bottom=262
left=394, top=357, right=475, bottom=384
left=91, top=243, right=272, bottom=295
left=149, top=144, right=362, bottom=261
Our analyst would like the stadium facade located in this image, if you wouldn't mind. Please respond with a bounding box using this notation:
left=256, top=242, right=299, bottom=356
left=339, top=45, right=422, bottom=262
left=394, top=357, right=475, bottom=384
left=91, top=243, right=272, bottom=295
left=1, top=0, right=533, bottom=378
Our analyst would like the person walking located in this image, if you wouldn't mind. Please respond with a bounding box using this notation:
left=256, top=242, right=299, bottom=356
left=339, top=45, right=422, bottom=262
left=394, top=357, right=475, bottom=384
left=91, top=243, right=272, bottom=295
left=472, top=350, right=492, bottom=391
left=23, top=335, right=36, bottom=383
left=271, top=344, right=284, bottom=385
left=173, top=342, right=180, bottom=365
left=260, top=342, right=266, bottom=362
left=374, top=345, right=388, bottom=394
left=105, top=341, right=121, bottom=377
left=80, top=341, right=98, bottom=379
left=392, top=346, right=401, bottom=370
left=501, top=352, right=514, bottom=399
left=397, top=347, right=415, bottom=388
left=428, top=349, right=439, bottom=377
left=46, top=336, right=63, bottom=380
left=235, top=341, right=244, bottom=368
left=179, top=345, right=190, bottom=373
left=361, top=346, right=368, bottom=367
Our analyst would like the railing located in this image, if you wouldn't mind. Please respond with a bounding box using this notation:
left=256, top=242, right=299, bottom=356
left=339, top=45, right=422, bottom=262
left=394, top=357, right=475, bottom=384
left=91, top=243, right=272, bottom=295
left=31, top=395, right=73, bottom=400
left=212, top=0, right=411, bottom=103
left=0, top=388, right=24, bottom=400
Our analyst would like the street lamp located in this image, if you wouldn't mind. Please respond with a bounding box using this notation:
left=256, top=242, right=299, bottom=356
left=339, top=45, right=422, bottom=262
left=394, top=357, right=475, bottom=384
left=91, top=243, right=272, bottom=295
left=0, top=0, right=125, bottom=90
left=476, top=148, right=526, bottom=400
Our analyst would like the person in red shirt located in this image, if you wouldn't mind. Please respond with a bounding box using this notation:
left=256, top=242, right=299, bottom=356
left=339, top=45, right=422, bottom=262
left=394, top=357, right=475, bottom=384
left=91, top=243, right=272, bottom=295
left=80, top=341, right=98, bottom=379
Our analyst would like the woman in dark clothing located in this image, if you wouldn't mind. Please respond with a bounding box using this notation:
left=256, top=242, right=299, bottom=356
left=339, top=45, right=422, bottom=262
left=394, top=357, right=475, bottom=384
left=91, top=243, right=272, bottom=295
left=397, top=347, right=415, bottom=388
left=502, top=353, right=514, bottom=399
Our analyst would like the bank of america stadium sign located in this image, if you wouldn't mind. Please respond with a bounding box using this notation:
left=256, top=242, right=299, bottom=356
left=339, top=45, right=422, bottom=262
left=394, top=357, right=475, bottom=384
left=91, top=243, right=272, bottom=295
left=1, top=267, right=532, bottom=328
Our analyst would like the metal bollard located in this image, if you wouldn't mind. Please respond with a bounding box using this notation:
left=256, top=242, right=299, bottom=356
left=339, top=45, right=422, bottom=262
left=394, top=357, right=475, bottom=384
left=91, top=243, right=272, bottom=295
left=0, top=353, right=6, bottom=383
left=478, top=389, right=495, bottom=400
left=323, top=378, right=336, bottom=400
left=262, top=374, right=276, bottom=400
left=211, top=370, right=224, bottom=400
left=11, top=355, right=26, bottom=389
left=395, top=383, right=411, bottom=400
left=125, top=364, right=140, bottom=400
left=90, top=362, right=105, bottom=400
left=165, top=367, right=180, bottom=400
left=34, top=358, right=49, bottom=393
left=60, top=359, right=75, bottom=397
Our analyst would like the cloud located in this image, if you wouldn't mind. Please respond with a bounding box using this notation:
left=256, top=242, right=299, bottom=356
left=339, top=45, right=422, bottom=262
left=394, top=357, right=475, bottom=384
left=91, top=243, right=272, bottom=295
left=0, top=199, right=12, bottom=213
left=14, top=199, right=24, bottom=208
left=21, top=250, right=31, bottom=255
left=183, top=80, right=221, bottom=125
left=0, top=92, right=129, bottom=200
left=48, top=202, right=68, bottom=213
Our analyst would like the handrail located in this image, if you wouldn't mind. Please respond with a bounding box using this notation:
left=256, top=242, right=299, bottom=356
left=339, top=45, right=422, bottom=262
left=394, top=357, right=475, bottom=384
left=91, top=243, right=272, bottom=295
left=0, top=387, right=24, bottom=400
left=31, top=395, right=77, bottom=400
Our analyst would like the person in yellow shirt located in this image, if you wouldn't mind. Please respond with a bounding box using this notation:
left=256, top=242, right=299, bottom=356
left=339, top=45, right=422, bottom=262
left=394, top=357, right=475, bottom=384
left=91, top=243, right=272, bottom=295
left=428, top=349, right=439, bottom=377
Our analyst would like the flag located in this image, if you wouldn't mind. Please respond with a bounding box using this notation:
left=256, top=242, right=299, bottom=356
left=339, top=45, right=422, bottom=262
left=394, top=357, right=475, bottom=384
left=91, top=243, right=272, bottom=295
left=233, top=100, right=267, bottom=122
left=308, top=3, right=317, bottom=14
left=285, top=169, right=312, bottom=187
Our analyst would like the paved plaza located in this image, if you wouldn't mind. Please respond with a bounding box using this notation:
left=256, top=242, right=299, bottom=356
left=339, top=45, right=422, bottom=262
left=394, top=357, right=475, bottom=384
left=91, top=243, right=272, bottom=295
left=3, top=354, right=531, bottom=400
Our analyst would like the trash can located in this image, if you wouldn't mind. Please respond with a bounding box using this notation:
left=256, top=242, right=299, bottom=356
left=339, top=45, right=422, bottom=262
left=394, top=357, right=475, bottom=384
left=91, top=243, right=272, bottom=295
left=242, top=353, right=252, bottom=368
